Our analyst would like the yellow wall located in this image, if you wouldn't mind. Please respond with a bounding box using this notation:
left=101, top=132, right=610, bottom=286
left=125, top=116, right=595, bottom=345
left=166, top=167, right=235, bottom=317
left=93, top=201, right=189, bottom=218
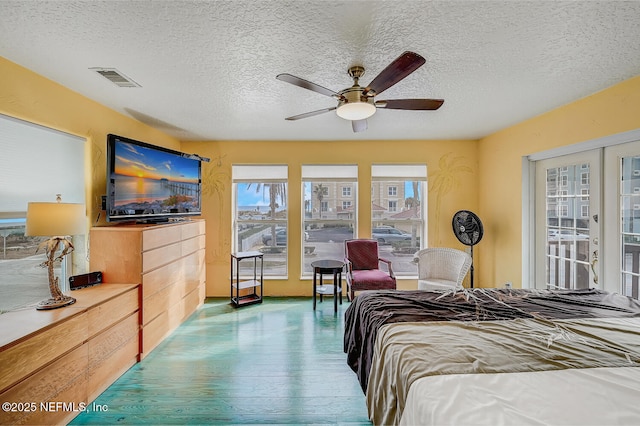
left=477, top=75, right=640, bottom=288
left=1, top=55, right=479, bottom=297
left=6, top=51, right=639, bottom=296
left=0, top=56, right=181, bottom=226
left=182, top=139, right=478, bottom=296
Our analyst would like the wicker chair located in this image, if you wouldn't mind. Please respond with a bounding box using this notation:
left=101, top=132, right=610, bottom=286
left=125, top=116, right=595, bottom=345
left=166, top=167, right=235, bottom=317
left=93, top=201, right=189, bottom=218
left=344, top=239, right=396, bottom=301
left=414, top=247, right=472, bottom=291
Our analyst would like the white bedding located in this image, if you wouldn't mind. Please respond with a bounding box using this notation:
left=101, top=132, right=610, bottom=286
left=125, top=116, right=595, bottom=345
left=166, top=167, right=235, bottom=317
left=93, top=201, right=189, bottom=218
left=400, top=366, right=640, bottom=426
left=366, top=317, right=640, bottom=425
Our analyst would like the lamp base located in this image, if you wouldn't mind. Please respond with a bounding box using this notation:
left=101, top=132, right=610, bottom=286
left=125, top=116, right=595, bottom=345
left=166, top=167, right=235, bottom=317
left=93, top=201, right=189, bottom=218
left=36, top=295, right=76, bottom=310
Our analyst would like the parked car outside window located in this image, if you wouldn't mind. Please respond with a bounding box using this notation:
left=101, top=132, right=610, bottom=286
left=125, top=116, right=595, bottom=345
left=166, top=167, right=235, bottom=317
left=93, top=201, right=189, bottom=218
left=548, top=229, right=589, bottom=240
left=262, top=228, right=309, bottom=246
left=372, top=226, right=412, bottom=244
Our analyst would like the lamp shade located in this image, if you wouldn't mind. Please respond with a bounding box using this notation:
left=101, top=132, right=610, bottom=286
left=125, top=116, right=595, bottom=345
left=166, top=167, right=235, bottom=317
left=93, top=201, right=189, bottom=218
left=336, top=101, right=376, bottom=121
left=25, top=202, right=86, bottom=236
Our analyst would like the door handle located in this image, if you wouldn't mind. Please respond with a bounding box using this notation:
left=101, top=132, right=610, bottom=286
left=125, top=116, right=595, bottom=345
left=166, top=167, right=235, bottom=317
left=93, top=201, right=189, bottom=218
left=591, top=249, right=598, bottom=285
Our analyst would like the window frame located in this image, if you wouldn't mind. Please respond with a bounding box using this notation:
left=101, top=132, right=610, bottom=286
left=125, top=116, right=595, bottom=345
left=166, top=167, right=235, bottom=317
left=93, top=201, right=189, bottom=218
left=371, top=164, right=428, bottom=278
left=301, top=165, right=358, bottom=278
left=232, top=165, right=289, bottom=279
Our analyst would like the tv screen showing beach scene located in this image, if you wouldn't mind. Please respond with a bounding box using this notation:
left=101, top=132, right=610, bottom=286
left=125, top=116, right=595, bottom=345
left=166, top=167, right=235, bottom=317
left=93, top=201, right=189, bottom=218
left=106, top=134, right=202, bottom=222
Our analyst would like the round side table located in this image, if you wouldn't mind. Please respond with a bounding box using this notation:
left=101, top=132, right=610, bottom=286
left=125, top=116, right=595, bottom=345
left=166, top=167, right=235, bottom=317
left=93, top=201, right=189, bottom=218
left=311, top=259, right=345, bottom=312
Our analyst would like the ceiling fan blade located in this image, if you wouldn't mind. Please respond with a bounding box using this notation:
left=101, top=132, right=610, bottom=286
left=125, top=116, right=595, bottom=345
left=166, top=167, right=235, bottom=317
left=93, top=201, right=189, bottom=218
left=285, top=107, right=336, bottom=121
left=363, top=51, right=426, bottom=96
left=352, top=119, right=367, bottom=133
left=375, top=98, right=444, bottom=110
left=276, top=73, right=342, bottom=99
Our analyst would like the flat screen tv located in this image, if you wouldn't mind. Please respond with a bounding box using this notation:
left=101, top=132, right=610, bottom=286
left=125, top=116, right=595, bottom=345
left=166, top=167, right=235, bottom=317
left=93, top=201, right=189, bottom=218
left=106, top=134, right=202, bottom=223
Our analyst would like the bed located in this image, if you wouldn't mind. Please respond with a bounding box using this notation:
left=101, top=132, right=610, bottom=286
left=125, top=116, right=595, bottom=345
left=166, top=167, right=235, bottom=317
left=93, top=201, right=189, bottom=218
left=343, top=288, right=640, bottom=425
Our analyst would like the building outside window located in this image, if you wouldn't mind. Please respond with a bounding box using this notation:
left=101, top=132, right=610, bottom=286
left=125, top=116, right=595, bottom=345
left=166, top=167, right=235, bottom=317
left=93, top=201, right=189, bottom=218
left=371, top=164, right=427, bottom=277
left=302, top=165, right=357, bottom=276
left=232, top=165, right=288, bottom=278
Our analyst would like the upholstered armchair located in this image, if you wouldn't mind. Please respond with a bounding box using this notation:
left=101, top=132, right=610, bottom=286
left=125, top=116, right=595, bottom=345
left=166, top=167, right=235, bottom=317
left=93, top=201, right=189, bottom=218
left=344, top=239, right=396, bottom=301
left=413, top=247, right=472, bottom=291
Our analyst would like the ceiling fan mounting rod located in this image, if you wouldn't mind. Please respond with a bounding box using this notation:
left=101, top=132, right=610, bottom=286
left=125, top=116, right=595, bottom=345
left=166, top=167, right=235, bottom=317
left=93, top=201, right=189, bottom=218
left=347, top=65, right=365, bottom=85
left=339, top=66, right=369, bottom=103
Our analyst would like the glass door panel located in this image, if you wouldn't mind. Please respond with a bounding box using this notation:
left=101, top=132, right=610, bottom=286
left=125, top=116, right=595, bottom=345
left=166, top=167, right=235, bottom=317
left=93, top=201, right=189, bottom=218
left=535, top=150, right=600, bottom=290
left=604, top=141, right=640, bottom=299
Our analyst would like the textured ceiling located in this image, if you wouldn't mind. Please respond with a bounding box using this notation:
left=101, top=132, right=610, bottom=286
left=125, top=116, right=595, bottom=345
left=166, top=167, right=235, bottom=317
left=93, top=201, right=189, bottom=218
left=1, top=1, right=640, bottom=141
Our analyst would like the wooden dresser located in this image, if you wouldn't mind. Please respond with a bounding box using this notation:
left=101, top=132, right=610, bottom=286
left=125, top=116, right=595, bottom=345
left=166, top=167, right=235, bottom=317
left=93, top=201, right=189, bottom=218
left=89, top=220, right=206, bottom=359
left=0, top=284, right=139, bottom=425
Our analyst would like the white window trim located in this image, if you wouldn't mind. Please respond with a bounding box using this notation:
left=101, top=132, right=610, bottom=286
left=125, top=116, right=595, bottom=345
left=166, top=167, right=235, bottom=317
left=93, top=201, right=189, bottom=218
left=302, top=165, right=358, bottom=278
left=232, top=165, right=288, bottom=279
left=372, top=164, right=428, bottom=279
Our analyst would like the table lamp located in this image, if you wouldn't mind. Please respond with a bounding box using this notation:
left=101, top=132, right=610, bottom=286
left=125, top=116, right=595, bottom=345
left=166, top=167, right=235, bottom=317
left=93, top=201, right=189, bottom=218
left=25, top=194, right=86, bottom=310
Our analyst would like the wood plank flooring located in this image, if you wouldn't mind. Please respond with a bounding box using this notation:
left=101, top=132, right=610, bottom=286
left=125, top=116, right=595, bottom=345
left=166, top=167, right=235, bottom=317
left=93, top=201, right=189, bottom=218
left=71, top=297, right=371, bottom=425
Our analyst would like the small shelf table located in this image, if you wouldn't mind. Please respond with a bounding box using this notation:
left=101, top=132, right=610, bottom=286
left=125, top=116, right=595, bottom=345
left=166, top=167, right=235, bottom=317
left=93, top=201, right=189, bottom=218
left=230, top=251, right=264, bottom=307
left=311, top=259, right=345, bottom=312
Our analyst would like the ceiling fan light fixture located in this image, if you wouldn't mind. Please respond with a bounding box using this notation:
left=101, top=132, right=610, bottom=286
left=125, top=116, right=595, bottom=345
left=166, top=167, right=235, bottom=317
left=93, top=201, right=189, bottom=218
left=336, top=101, right=376, bottom=121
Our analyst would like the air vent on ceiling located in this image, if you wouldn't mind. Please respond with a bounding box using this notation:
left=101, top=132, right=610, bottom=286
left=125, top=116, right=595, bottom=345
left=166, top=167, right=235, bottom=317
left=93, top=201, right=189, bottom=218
left=90, top=67, right=141, bottom=88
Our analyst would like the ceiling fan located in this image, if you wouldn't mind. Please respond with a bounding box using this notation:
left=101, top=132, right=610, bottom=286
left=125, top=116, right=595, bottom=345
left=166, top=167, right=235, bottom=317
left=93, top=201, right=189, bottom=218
left=276, top=51, right=444, bottom=133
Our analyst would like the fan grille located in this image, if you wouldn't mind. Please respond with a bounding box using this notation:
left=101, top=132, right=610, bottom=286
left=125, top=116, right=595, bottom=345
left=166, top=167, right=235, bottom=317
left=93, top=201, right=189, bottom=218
left=452, top=210, right=484, bottom=246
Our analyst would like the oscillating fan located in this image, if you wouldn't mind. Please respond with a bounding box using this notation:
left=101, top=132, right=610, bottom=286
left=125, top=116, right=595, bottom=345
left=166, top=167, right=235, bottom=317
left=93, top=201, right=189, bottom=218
left=452, top=210, right=484, bottom=288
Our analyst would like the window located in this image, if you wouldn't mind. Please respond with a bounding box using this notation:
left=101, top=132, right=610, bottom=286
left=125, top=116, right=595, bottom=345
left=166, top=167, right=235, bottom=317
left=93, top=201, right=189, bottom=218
left=371, top=165, right=427, bottom=277
left=581, top=205, right=589, bottom=217
left=232, top=165, right=288, bottom=278
left=302, top=165, right=357, bottom=276
left=581, top=188, right=589, bottom=200
left=581, top=172, right=589, bottom=185
left=0, top=114, right=86, bottom=313
left=558, top=204, right=569, bottom=217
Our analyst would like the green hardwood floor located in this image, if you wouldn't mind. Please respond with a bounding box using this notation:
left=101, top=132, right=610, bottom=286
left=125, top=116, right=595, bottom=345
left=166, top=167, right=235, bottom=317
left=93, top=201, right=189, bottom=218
left=71, top=297, right=371, bottom=425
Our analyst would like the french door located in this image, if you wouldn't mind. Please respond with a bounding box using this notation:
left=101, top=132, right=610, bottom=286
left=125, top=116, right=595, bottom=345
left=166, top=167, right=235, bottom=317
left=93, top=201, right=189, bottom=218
left=534, top=139, right=640, bottom=299
left=535, top=150, right=600, bottom=291
left=604, top=140, right=640, bottom=299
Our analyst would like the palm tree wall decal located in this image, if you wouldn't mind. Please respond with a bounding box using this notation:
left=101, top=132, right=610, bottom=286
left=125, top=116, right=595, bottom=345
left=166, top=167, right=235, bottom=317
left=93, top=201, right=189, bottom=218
left=430, top=152, right=472, bottom=244
left=202, top=165, right=230, bottom=263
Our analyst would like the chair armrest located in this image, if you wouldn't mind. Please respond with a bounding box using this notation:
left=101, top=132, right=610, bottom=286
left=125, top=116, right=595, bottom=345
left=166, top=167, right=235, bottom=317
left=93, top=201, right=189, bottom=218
left=344, top=258, right=353, bottom=273
left=378, top=257, right=395, bottom=278
left=344, top=258, right=354, bottom=282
